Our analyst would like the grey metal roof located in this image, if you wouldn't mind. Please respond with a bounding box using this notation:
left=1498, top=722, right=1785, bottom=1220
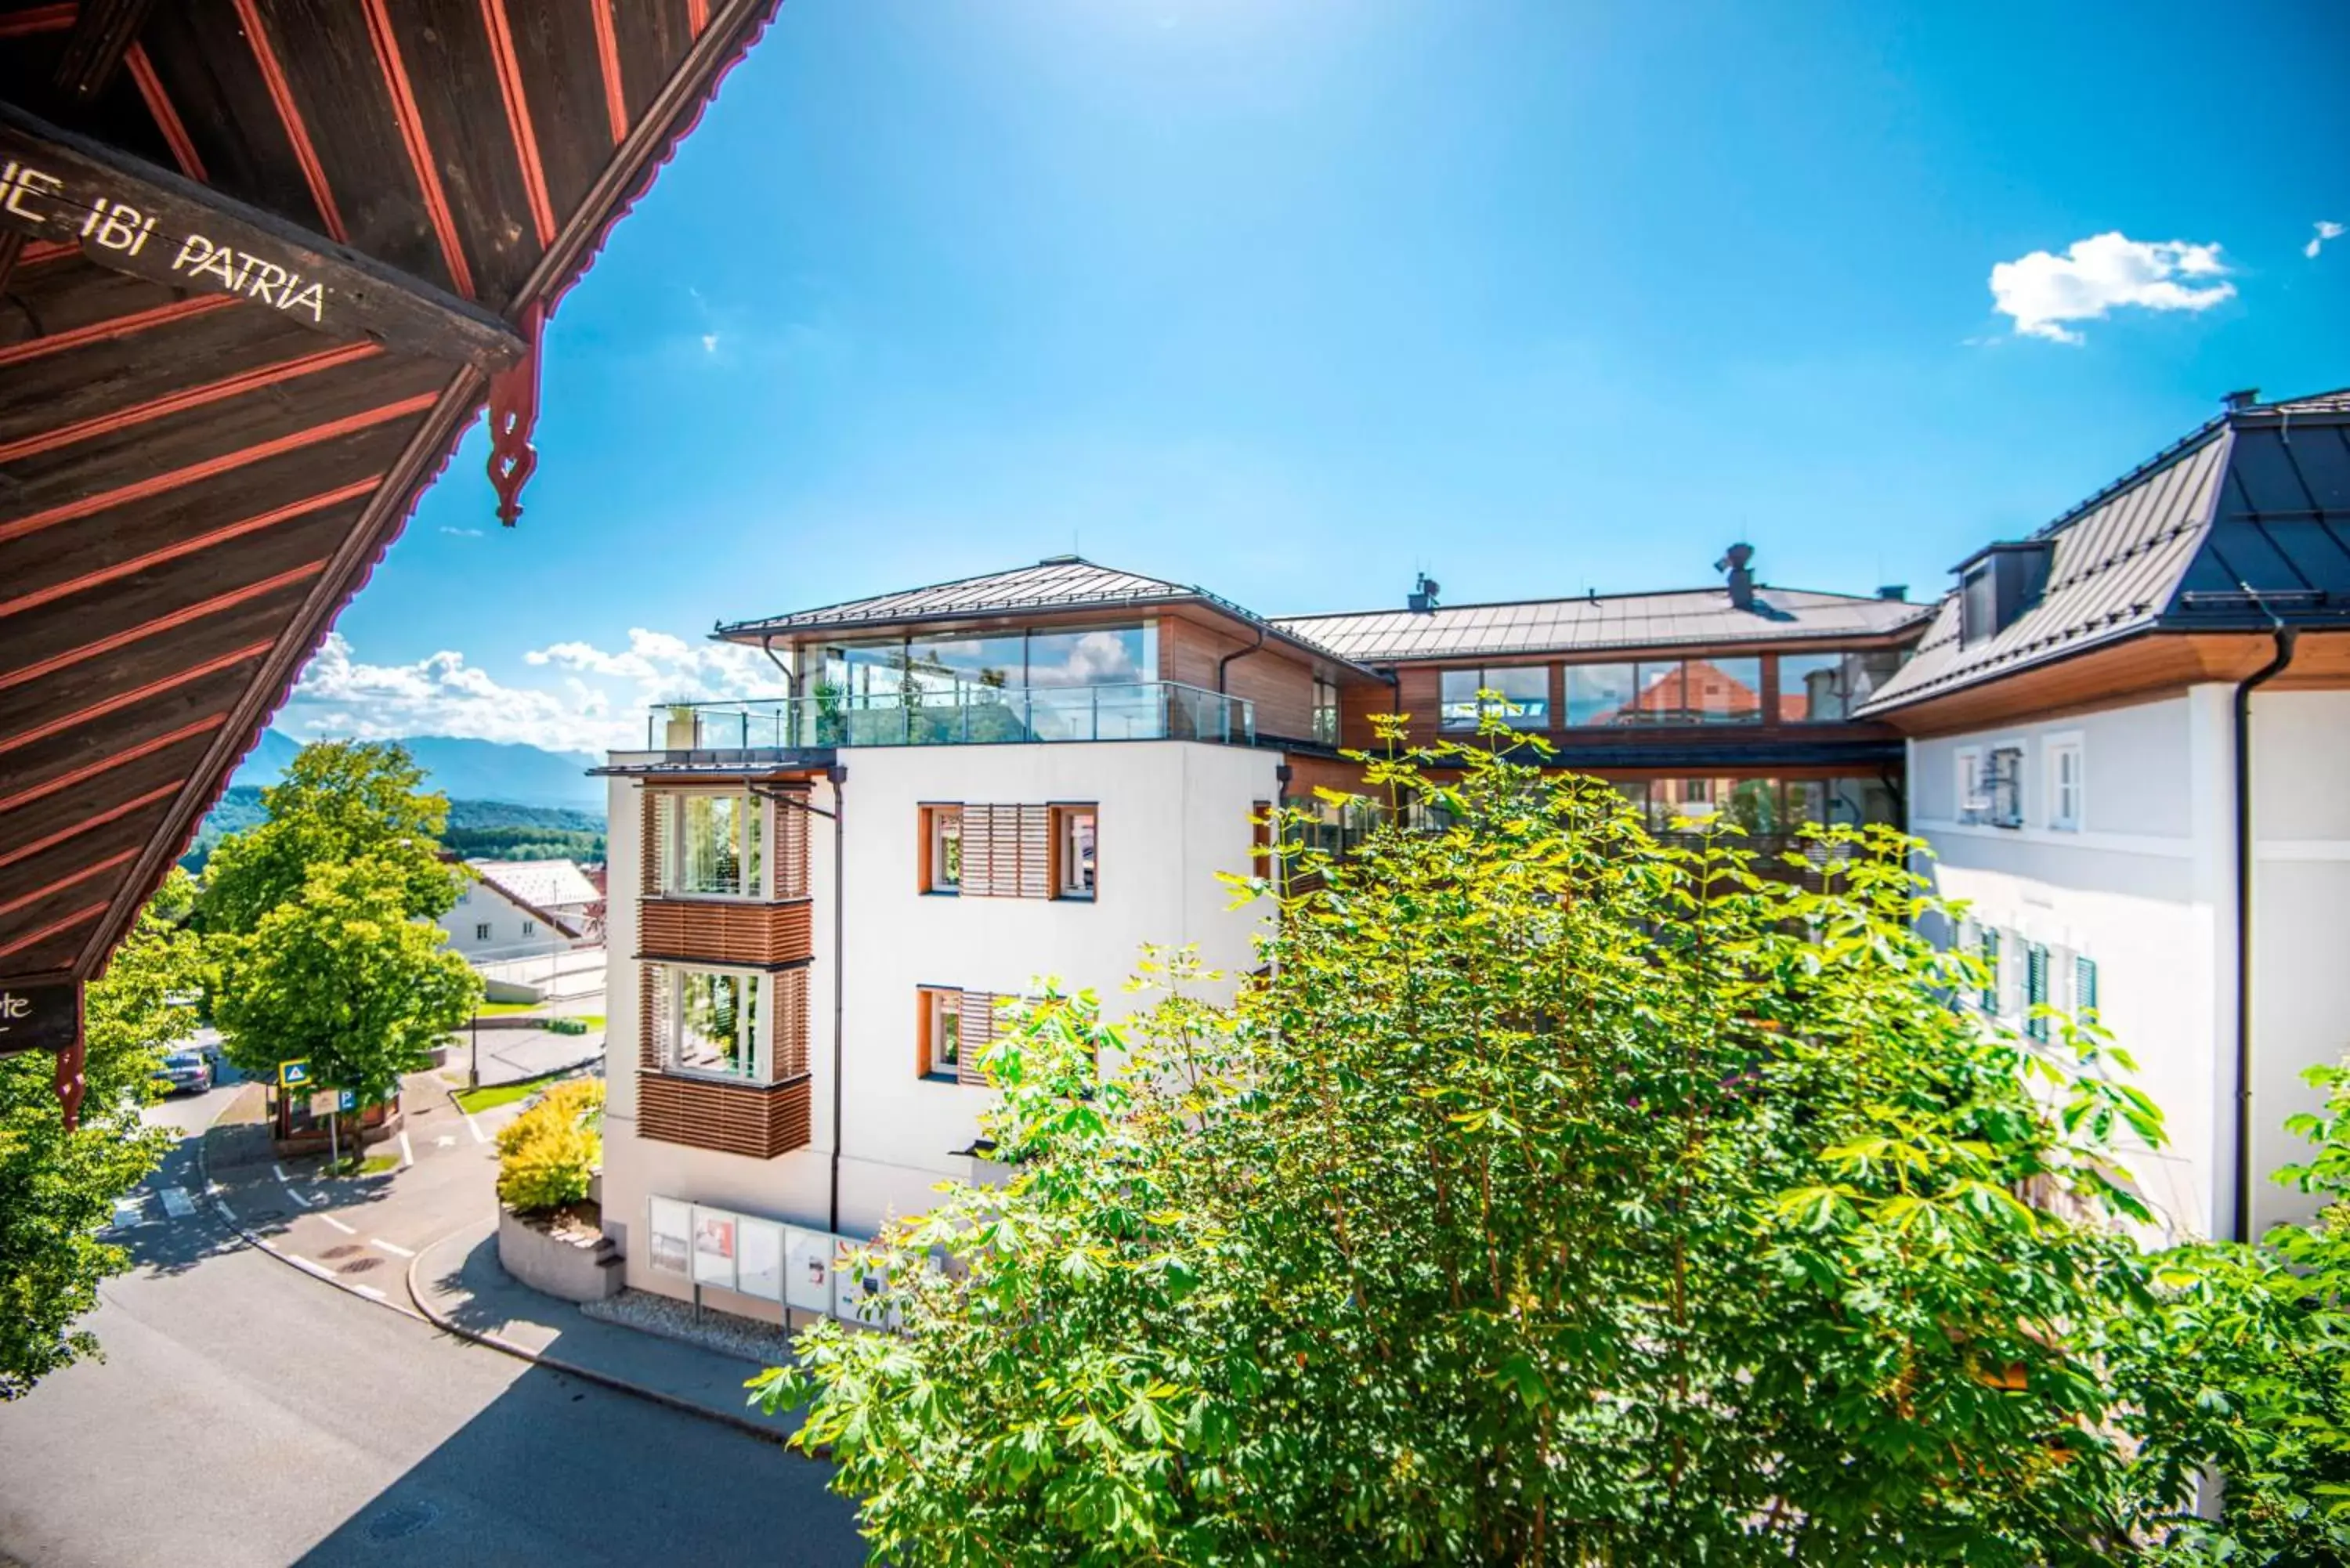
left=1273, top=587, right=1932, bottom=663
left=717, top=556, right=1367, bottom=673
left=1861, top=388, right=2350, bottom=714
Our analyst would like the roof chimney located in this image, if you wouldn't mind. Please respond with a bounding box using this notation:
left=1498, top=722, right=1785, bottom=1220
left=1876, top=584, right=1907, bottom=602
left=2222, top=387, right=2261, bottom=414
left=1407, top=573, right=1441, bottom=614
left=1715, top=542, right=1755, bottom=612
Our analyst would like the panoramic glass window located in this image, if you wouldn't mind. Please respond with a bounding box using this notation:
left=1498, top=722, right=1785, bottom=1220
left=1437, top=666, right=1549, bottom=729
left=1563, top=663, right=1638, bottom=725
left=1780, top=649, right=1902, bottom=721
left=674, top=969, right=761, bottom=1080
left=1025, top=624, right=1152, bottom=687
left=674, top=792, right=762, bottom=897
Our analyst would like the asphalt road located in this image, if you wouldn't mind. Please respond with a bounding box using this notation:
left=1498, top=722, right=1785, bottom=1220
left=0, top=1100, right=868, bottom=1566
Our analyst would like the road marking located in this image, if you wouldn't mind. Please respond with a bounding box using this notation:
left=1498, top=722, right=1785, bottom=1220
left=309, top=1190, right=331, bottom=1206
left=463, top=1109, right=486, bottom=1144
left=348, top=1283, right=388, bottom=1301
left=286, top=1187, right=316, bottom=1209
left=370, top=1237, right=416, bottom=1258
left=273, top=1163, right=290, bottom=1183
left=399, top=1131, right=415, bottom=1169
left=318, top=1212, right=357, bottom=1235
left=159, top=1186, right=196, bottom=1218
left=215, top=1201, right=239, bottom=1224
left=433, top=1133, right=457, bottom=1149
left=291, top=1255, right=334, bottom=1281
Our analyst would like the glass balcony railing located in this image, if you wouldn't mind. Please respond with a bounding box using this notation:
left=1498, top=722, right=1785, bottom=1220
left=645, top=681, right=1256, bottom=751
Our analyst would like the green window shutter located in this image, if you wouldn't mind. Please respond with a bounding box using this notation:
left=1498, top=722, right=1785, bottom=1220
left=2026, top=945, right=2050, bottom=1041
left=2074, top=955, right=2099, bottom=1017
left=1978, top=928, right=2001, bottom=1013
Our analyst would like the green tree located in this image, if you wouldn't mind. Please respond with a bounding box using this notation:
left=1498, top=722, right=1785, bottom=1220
left=212, top=857, right=479, bottom=1122
left=0, top=871, right=202, bottom=1398
left=197, top=740, right=459, bottom=937
left=756, top=724, right=2225, bottom=1565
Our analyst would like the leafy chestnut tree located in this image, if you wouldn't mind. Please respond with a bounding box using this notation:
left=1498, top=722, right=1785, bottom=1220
left=757, top=724, right=2232, bottom=1565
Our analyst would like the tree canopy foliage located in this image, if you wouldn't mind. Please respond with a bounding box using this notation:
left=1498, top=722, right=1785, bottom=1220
left=212, top=857, right=478, bottom=1107
left=758, top=726, right=2347, bottom=1566
left=0, top=871, right=202, bottom=1398
left=197, top=741, right=460, bottom=936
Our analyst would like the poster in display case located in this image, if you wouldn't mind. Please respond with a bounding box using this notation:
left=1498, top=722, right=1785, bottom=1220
left=648, top=1197, right=692, bottom=1276
left=737, top=1216, right=785, bottom=1302
left=784, top=1226, right=833, bottom=1312
left=692, top=1208, right=738, bottom=1290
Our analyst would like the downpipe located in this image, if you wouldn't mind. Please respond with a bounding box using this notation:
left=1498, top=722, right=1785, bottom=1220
left=2231, top=627, right=2296, bottom=1244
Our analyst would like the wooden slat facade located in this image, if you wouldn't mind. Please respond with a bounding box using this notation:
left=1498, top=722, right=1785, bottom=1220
left=637, top=1071, right=812, bottom=1162
left=0, top=0, right=783, bottom=1031
left=637, top=897, right=813, bottom=969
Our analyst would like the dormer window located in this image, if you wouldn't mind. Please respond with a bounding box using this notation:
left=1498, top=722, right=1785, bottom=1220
left=1955, top=542, right=2053, bottom=648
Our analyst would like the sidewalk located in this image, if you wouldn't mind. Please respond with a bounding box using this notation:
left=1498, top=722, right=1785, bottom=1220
left=408, top=1220, right=804, bottom=1446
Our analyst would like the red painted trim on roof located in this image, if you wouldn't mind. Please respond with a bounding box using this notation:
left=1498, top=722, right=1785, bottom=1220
left=0, top=902, right=107, bottom=963
left=0, top=343, right=384, bottom=464
left=0, top=643, right=272, bottom=760
left=0, top=717, right=224, bottom=817
left=0, top=849, right=140, bottom=924
left=0, top=478, right=380, bottom=622
left=0, top=4, right=74, bottom=38
left=19, top=239, right=76, bottom=264
left=589, top=0, right=630, bottom=144
left=687, top=0, right=710, bottom=34
left=0, top=564, right=325, bottom=694
left=125, top=43, right=208, bottom=182
left=231, top=0, right=349, bottom=244
left=0, top=295, right=239, bottom=370
left=0, top=782, right=185, bottom=874
left=359, top=0, right=475, bottom=299
left=479, top=0, right=557, bottom=247
left=0, top=394, right=437, bottom=548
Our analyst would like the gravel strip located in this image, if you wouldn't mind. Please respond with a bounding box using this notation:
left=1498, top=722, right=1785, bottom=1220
left=581, top=1287, right=796, bottom=1366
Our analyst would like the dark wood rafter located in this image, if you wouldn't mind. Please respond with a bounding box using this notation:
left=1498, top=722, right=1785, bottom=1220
left=49, top=0, right=157, bottom=100
left=0, top=290, right=236, bottom=365
left=0, top=340, right=381, bottom=462
left=224, top=0, right=348, bottom=243
left=588, top=0, right=629, bottom=146
left=0, top=99, right=524, bottom=367
left=477, top=0, right=555, bottom=247
left=121, top=42, right=201, bottom=181
left=356, top=0, right=475, bottom=301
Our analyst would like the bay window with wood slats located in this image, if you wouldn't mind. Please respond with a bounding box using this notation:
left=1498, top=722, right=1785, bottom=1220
left=639, top=962, right=812, bottom=1085
left=639, top=785, right=811, bottom=901
left=928, top=802, right=1101, bottom=900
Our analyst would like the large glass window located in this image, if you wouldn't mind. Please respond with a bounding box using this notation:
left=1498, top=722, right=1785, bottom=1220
left=673, top=792, right=762, bottom=897
left=813, top=625, right=1158, bottom=744
left=1437, top=666, right=1550, bottom=730
left=1563, top=663, right=1638, bottom=726
left=1779, top=649, right=1904, bottom=721
left=673, top=969, right=761, bottom=1081
left=1617, top=659, right=1762, bottom=724
left=1054, top=805, right=1097, bottom=898
left=1788, top=776, right=1901, bottom=829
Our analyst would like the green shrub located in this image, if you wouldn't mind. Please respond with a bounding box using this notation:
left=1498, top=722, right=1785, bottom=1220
left=495, top=1078, right=603, bottom=1213
left=545, top=1016, right=588, bottom=1036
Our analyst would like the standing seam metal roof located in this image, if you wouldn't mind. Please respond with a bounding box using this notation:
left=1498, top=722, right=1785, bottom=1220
left=1860, top=388, right=2350, bottom=714
left=1272, top=587, right=1932, bottom=663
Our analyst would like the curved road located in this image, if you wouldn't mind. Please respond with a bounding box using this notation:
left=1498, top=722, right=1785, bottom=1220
left=0, top=1092, right=866, bottom=1567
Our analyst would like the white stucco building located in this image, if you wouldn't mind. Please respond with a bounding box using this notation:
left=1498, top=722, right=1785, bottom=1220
left=1863, top=388, right=2350, bottom=1243
left=438, top=858, right=598, bottom=963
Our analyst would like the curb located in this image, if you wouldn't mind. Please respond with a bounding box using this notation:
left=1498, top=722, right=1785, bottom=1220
left=403, top=1225, right=803, bottom=1451
left=192, top=1113, right=426, bottom=1324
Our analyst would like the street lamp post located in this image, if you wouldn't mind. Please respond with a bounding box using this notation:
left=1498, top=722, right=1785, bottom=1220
left=469, top=1006, right=479, bottom=1091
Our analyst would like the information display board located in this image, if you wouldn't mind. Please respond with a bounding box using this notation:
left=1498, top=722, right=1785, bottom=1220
left=737, top=1216, right=785, bottom=1302
left=647, top=1198, right=692, bottom=1277
left=691, top=1209, right=738, bottom=1290
left=784, top=1226, right=834, bottom=1312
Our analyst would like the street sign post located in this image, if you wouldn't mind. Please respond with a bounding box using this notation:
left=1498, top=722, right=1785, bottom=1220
left=278, top=1060, right=311, bottom=1089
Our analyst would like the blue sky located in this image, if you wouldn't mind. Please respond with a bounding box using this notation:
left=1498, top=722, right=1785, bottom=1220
left=287, top=0, right=2349, bottom=753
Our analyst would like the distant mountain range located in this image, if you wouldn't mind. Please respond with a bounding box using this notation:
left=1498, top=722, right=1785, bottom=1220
left=230, top=730, right=605, bottom=812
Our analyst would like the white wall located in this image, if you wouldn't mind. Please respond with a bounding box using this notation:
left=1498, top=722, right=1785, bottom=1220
left=600, top=740, right=1282, bottom=1301
left=1909, top=692, right=2229, bottom=1239
left=436, top=881, right=580, bottom=963
left=1909, top=685, right=2350, bottom=1239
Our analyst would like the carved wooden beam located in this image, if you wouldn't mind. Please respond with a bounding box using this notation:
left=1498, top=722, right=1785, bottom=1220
left=53, top=0, right=159, bottom=99
left=0, top=98, right=525, bottom=370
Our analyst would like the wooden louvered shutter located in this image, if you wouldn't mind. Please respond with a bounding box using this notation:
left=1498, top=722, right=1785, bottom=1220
left=957, top=991, right=996, bottom=1086
left=640, top=964, right=671, bottom=1070
left=642, top=790, right=673, bottom=897
left=1015, top=805, right=1049, bottom=898
left=962, top=805, right=996, bottom=894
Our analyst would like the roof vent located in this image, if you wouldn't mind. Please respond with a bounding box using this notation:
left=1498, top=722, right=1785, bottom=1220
left=2222, top=387, right=2261, bottom=414
left=1407, top=573, right=1441, bottom=614
left=1876, top=584, right=1907, bottom=602
left=1715, top=542, right=1756, bottom=611
left=1954, top=541, right=2053, bottom=648
left=1039, top=552, right=1083, bottom=565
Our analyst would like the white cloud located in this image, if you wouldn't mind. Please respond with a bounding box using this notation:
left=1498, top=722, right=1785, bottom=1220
left=2307, top=220, right=2345, bottom=260
left=701, top=333, right=720, bottom=353
left=439, top=526, right=483, bottom=538
left=1988, top=232, right=2236, bottom=345
left=286, top=626, right=790, bottom=754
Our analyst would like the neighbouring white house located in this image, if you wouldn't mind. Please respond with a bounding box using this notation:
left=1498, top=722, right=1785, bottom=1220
left=1860, top=387, right=2350, bottom=1245
left=439, top=858, right=601, bottom=964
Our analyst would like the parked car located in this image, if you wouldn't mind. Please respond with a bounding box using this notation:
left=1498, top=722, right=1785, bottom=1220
left=153, top=1050, right=213, bottom=1097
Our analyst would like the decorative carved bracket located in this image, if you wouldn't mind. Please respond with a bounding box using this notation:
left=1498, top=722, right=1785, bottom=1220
left=486, top=298, right=544, bottom=526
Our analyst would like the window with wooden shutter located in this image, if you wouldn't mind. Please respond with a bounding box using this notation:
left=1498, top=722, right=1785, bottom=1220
left=959, top=992, right=1000, bottom=1086
left=956, top=804, right=1054, bottom=898
left=2025, top=943, right=2050, bottom=1040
